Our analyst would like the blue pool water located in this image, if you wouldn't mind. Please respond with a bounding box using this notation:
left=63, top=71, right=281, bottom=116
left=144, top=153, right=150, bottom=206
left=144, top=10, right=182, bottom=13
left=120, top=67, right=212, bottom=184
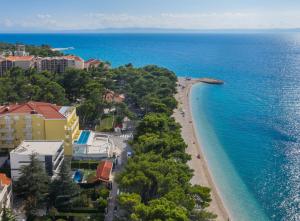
left=76, top=130, right=90, bottom=145
left=73, top=170, right=83, bottom=183
left=0, top=33, right=299, bottom=220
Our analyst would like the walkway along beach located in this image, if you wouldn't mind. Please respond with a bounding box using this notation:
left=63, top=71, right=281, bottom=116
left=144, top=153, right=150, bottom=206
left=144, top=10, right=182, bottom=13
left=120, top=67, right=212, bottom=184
left=173, top=77, right=230, bottom=221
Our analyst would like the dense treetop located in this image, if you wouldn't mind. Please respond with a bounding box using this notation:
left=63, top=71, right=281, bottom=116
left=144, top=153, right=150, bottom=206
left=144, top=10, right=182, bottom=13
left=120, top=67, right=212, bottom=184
left=0, top=63, right=178, bottom=128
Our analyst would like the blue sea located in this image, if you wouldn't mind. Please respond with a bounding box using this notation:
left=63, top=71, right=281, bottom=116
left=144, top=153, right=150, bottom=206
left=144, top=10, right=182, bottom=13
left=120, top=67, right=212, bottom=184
left=1, top=33, right=299, bottom=221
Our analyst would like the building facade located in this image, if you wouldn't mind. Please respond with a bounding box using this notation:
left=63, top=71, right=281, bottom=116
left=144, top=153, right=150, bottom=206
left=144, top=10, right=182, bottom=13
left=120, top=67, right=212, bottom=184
left=10, top=140, right=64, bottom=181
left=0, top=57, right=13, bottom=77
left=0, top=55, right=35, bottom=76
left=0, top=102, right=80, bottom=156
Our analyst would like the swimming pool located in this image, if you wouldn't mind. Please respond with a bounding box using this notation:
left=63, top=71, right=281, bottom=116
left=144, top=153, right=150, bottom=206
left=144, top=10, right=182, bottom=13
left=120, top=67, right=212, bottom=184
left=76, top=130, right=90, bottom=145
left=73, top=170, right=83, bottom=183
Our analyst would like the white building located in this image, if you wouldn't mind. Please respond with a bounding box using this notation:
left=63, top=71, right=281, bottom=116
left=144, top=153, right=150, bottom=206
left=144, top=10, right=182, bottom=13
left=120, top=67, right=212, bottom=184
left=73, top=131, right=113, bottom=160
left=14, top=45, right=29, bottom=56
left=10, top=140, right=64, bottom=181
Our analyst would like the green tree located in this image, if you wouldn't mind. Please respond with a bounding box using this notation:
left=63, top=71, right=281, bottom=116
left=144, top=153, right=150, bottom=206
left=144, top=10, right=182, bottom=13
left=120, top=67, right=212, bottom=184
left=132, top=198, right=189, bottom=221
left=1, top=204, right=16, bottom=221
left=14, top=154, right=49, bottom=218
left=117, top=154, right=193, bottom=202
left=49, top=159, right=80, bottom=209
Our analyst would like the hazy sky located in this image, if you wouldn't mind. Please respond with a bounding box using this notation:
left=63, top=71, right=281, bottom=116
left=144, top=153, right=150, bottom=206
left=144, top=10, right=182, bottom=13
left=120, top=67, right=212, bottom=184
left=1, top=0, right=300, bottom=32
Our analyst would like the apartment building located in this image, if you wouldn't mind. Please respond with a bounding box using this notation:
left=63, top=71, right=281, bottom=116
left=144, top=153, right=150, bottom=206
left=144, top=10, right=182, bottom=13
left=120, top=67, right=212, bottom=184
left=10, top=140, right=64, bottom=181
left=0, top=101, right=80, bottom=156
left=36, top=55, right=84, bottom=73
left=0, top=55, right=35, bottom=76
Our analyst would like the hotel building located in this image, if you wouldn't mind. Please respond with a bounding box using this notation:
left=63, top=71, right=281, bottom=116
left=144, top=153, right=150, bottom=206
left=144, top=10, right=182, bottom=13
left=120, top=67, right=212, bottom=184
left=0, top=102, right=80, bottom=156
left=36, top=55, right=84, bottom=73
left=0, top=55, right=84, bottom=76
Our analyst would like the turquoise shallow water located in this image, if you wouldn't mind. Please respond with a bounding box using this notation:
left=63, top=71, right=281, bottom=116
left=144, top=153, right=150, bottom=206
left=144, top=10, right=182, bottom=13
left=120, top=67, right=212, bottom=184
left=0, top=33, right=299, bottom=220
left=191, top=84, right=269, bottom=221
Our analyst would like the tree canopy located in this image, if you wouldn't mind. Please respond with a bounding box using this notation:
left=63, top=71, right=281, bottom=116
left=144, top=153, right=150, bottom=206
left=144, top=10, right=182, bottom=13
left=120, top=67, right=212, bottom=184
left=14, top=154, right=50, bottom=218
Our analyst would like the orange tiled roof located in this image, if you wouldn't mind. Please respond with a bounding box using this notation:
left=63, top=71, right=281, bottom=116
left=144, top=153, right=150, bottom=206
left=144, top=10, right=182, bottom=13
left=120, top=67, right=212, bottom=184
left=62, top=55, right=84, bottom=62
left=96, top=161, right=113, bottom=181
left=0, top=101, right=65, bottom=119
left=0, top=173, right=11, bottom=186
left=6, top=56, right=34, bottom=61
left=85, top=59, right=101, bottom=65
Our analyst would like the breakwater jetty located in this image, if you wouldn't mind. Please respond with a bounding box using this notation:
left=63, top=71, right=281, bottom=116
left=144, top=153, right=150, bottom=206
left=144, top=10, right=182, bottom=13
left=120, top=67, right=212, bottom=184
left=182, top=77, right=224, bottom=85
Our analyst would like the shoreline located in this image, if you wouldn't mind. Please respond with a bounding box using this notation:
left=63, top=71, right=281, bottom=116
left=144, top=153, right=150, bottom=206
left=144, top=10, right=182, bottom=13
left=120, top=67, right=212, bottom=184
left=173, top=77, right=230, bottom=221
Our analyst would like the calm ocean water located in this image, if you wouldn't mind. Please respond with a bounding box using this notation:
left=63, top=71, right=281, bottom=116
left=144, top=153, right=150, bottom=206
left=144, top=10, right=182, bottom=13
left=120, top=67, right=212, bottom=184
left=0, top=33, right=299, bottom=221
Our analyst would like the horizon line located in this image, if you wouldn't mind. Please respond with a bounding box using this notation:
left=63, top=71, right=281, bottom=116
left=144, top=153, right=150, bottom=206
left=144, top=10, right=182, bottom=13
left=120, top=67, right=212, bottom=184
left=1, top=27, right=300, bottom=34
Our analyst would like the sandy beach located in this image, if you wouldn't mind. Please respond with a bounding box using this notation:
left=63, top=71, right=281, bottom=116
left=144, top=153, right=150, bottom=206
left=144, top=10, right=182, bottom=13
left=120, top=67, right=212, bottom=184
left=173, top=77, right=230, bottom=221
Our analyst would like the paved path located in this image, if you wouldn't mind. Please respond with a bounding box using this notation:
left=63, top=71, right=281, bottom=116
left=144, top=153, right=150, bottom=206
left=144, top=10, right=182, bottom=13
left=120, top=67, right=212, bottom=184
left=105, top=133, right=131, bottom=221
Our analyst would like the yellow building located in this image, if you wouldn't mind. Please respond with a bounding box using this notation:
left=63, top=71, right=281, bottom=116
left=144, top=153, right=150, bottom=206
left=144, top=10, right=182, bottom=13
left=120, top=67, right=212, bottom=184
left=0, top=102, right=80, bottom=156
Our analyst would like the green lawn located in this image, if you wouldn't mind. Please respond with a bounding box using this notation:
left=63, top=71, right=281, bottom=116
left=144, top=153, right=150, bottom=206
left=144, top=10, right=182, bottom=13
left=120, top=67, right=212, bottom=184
left=96, top=115, right=114, bottom=132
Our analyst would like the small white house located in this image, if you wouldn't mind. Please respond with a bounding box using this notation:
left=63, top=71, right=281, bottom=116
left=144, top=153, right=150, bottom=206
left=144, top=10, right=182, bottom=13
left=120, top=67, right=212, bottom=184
left=10, top=140, right=64, bottom=181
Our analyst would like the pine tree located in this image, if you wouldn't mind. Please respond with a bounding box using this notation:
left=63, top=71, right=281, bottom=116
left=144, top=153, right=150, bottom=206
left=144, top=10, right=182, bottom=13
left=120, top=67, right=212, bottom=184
left=14, top=153, right=50, bottom=218
left=49, top=159, right=80, bottom=209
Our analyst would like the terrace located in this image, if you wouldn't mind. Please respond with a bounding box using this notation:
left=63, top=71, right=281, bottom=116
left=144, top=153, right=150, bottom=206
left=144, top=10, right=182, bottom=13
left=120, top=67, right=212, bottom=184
left=73, top=130, right=113, bottom=160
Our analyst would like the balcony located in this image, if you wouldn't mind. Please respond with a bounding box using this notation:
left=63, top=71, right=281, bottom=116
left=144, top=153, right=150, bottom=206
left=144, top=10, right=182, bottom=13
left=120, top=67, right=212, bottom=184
left=0, top=128, right=14, bottom=133
left=0, top=136, right=14, bottom=141
left=65, top=118, right=79, bottom=133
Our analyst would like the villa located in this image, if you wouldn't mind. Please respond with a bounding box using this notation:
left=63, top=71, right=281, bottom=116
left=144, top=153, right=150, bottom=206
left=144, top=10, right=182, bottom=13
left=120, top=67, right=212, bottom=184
left=73, top=130, right=113, bottom=160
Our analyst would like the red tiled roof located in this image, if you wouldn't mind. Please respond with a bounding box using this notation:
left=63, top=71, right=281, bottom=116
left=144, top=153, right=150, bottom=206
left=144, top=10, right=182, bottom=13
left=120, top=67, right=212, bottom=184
left=6, top=56, right=34, bottom=61
left=96, top=161, right=113, bottom=181
left=0, top=101, right=65, bottom=119
left=0, top=173, right=11, bottom=186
